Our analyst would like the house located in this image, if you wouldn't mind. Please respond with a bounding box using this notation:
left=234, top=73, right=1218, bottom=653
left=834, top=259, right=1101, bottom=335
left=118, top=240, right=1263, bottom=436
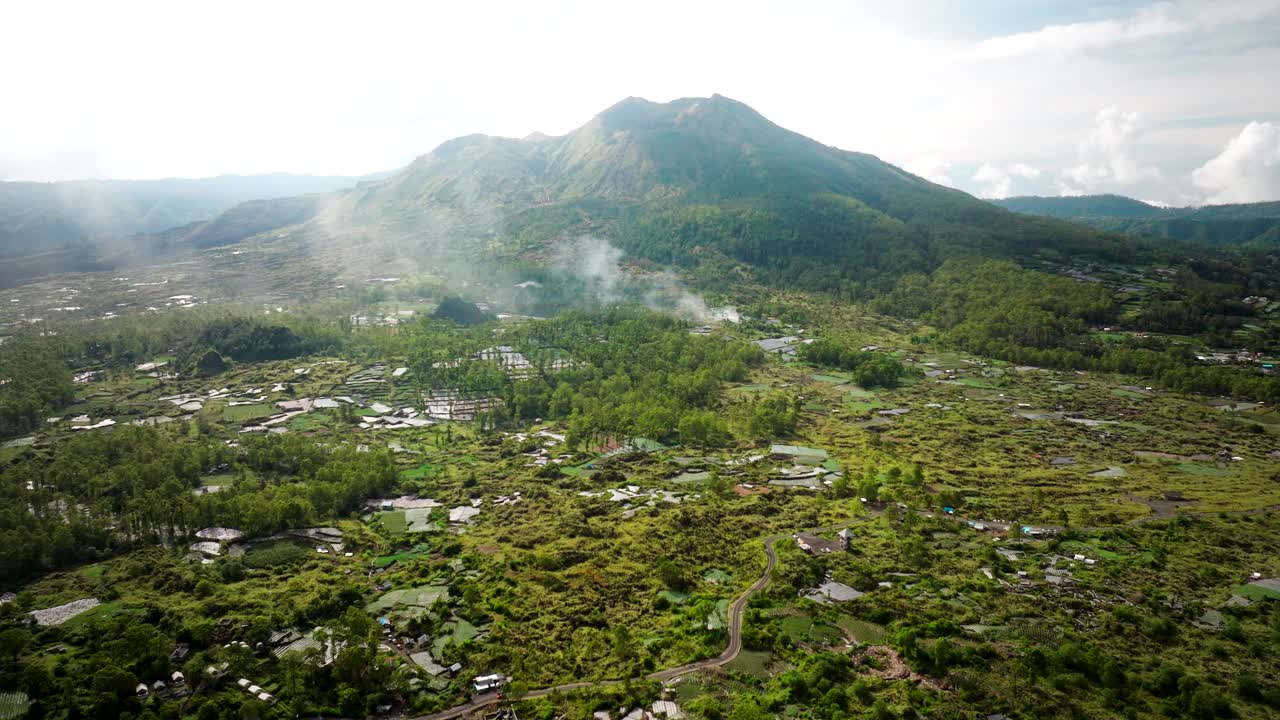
left=171, top=671, right=185, bottom=685
left=152, top=680, right=167, bottom=693
left=794, top=532, right=843, bottom=554
left=170, top=643, right=189, bottom=661
left=135, top=683, right=149, bottom=698
left=474, top=673, right=506, bottom=693
left=448, top=662, right=463, bottom=676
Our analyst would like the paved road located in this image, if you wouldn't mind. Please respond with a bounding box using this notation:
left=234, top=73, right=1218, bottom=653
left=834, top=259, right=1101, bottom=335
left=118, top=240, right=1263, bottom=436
left=411, top=515, right=875, bottom=720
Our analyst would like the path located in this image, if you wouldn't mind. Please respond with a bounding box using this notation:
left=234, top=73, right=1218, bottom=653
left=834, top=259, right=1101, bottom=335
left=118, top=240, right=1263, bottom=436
left=410, top=515, right=875, bottom=720
left=409, top=500, right=1280, bottom=719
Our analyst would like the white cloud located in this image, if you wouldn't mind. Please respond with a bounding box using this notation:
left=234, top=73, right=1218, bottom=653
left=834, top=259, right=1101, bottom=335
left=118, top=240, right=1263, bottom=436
left=0, top=1, right=1276, bottom=185
left=1061, top=107, right=1160, bottom=190
left=970, top=0, right=1280, bottom=59
left=1191, top=121, right=1280, bottom=203
left=972, top=164, right=1011, bottom=198
left=904, top=157, right=954, bottom=186
left=969, top=162, right=1041, bottom=198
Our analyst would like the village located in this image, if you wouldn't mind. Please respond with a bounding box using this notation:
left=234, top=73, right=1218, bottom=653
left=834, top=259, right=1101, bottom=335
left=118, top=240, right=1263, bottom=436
left=1, top=292, right=1278, bottom=720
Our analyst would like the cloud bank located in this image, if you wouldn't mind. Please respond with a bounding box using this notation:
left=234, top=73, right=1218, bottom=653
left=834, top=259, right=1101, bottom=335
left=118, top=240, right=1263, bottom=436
left=1192, top=121, right=1280, bottom=204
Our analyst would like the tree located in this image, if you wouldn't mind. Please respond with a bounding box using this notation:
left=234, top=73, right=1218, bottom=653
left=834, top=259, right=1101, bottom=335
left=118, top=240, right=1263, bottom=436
left=678, top=411, right=727, bottom=448
left=0, top=627, right=30, bottom=660
left=195, top=349, right=229, bottom=376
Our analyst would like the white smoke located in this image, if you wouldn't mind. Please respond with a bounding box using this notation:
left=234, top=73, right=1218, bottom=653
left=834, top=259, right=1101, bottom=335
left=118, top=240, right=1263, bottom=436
left=553, top=235, right=626, bottom=304
left=552, top=235, right=716, bottom=322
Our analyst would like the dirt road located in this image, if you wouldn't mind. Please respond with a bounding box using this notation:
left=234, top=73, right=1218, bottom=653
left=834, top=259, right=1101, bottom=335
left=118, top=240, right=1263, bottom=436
left=412, top=515, right=874, bottom=720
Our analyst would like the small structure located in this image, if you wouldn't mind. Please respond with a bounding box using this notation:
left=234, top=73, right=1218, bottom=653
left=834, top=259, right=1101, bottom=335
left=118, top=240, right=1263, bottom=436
left=171, top=671, right=185, bottom=686
left=770, top=444, right=829, bottom=466
left=135, top=683, right=149, bottom=698
left=794, top=532, right=842, bottom=554
left=474, top=673, right=506, bottom=693
left=837, top=528, right=854, bottom=551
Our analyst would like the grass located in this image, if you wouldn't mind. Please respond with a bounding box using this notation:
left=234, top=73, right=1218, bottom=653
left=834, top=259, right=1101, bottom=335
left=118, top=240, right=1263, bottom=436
left=1110, top=388, right=1147, bottom=400
left=243, top=541, right=310, bottom=568
left=842, top=385, right=875, bottom=399
left=1231, top=583, right=1280, bottom=601
left=367, top=584, right=449, bottom=614
left=0, top=691, right=30, bottom=720
left=400, top=463, right=437, bottom=479
left=956, top=378, right=1001, bottom=389
left=59, top=601, right=140, bottom=629
left=836, top=616, right=887, bottom=644
left=809, top=373, right=851, bottom=384
left=218, top=403, right=276, bottom=422
left=779, top=614, right=844, bottom=644
left=1176, top=463, right=1231, bottom=477
left=373, top=510, right=407, bottom=534
left=374, top=544, right=430, bottom=568
left=703, top=569, right=734, bottom=584
left=78, top=564, right=105, bottom=579
left=288, top=412, right=330, bottom=431
left=845, top=400, right=889, bottom=414
left=658, top=590, right=690, bottom=604
left=726, top=650, right=773, bottom=679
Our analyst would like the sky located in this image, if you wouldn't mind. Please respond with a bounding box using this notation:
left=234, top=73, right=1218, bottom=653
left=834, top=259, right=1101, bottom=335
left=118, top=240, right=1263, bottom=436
left=2, top=0, right=1278, bottom=206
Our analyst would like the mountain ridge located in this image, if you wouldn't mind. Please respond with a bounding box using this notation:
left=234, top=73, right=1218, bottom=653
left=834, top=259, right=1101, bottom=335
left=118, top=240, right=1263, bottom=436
left=993, top=194, right=1280, bottom=247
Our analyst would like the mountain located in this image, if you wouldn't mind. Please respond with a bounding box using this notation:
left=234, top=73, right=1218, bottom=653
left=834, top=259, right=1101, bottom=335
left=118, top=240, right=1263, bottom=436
left=994, top=194, right=1164, bottom=220
left=0, top=172, right=386, bottom=258
left=307, top=95, right=1145, bottom=294
left=0, top=96, right=1175, bottom=293
left=993, top=194, right=1280, bottom=248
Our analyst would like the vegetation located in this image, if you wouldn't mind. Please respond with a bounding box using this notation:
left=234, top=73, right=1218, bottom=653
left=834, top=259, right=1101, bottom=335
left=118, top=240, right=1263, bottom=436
left=0, top=95, right=1278, bottom=720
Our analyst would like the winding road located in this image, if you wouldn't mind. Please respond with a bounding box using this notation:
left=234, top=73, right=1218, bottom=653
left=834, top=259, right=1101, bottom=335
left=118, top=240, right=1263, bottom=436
left=412, top=516, right=875, bottom=720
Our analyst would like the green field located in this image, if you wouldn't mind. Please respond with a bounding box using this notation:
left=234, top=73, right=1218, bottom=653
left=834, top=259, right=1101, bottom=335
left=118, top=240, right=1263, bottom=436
left=836, top=616, right=887, bottom=644
left=374, top=543, right=430, bottom=567
left=373, top=510, right=407, bottom=534
left=218, top=403, right=276, bottom=421
left=400, top=463, right=437, bottom=479
left=1176, top=463, right=1231, bottom=477
left=243, top=541, right=311, bottom=568
left=0, top=692, right=30, bottom=720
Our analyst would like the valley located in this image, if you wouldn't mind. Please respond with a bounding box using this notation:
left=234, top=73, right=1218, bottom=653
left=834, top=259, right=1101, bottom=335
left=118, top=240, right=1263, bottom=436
left=1, top=95, right=1278, bottom=720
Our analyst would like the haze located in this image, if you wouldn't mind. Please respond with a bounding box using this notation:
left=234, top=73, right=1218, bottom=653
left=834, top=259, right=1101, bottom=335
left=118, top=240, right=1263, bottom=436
left=3, top=0, right=1279, bottom=205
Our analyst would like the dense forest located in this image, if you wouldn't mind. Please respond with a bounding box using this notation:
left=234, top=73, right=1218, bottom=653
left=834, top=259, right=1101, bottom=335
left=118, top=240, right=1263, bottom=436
left=0, top=342, right=75, bottom=439
left=0, top=428, right=397, bottom=581
left=871, top=258, right=1280, bottom=402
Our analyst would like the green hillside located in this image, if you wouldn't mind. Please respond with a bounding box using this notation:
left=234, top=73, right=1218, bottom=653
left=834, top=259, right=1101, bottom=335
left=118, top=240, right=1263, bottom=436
left=314, top=95, right=1155, bottom=297
left=994, top=195, right=1280, bottom=248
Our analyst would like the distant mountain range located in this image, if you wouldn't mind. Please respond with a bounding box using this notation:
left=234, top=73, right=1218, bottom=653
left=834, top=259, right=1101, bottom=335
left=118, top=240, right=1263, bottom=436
left=0, top=96, right=1248, bottom=291
left=992, top=195, right=1280, bottom=248
left=0, top=173, right=386, bottom=286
